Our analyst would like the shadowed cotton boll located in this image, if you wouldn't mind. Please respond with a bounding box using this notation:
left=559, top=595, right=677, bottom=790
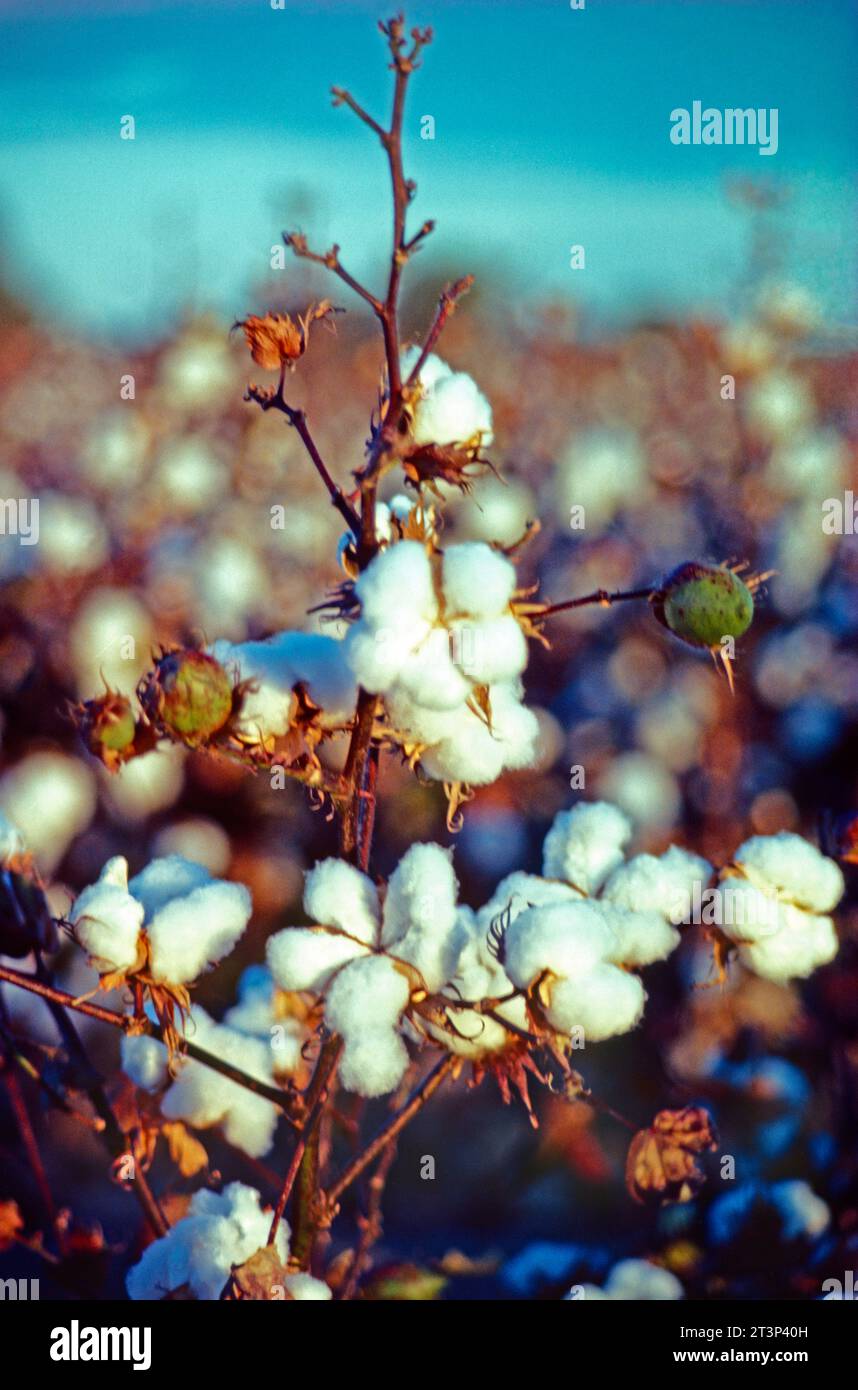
left=126, top=1182, right=331, bottom=1301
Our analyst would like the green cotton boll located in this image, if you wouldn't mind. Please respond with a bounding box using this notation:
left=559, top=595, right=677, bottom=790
left=655, top=563, right=755, bottom=650
left=153, top=650, right=234, bottom=743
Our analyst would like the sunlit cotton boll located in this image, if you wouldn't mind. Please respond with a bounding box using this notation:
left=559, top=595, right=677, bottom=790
left=158, top=328, right=236, bottom=411
left=128, top=854, right=252, bottom=985
left=401, top=349, right=493, bottom=448
left=194, top=535, right=268, bottom=636
left=153, top=818, right=232, bottom=876
left=541, top=801, right=632, bottom=895
left=744, top=370, right=814, bottom=443
left=69, top=856, right=145, bottom=974
left=0, top=752, right=96, bottom=874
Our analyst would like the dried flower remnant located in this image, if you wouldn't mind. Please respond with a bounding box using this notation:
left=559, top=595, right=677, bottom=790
left=235, top=302, right=340, bottom=373
left=625, top=1106, right=718, bottom=1206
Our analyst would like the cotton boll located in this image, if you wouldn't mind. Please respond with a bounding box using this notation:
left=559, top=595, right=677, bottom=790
left=285, top=1273, right=333, bottom=1301
left=401, top=348, right=452, bottom=391
left=210, top=638, right=295, bottom=739
left=324, top=955, right=410, bottom=1036
left=339, top=1027, right=410, bottom=1098
left=161, top=1010, right=279, bottom=1158
left=600, top=904, right=680, bottom=967
left=272, top=632, right=358, bottom=725
left=303, top=859, right=380, bottom=947
left=718, top=881, right=786, bottom=944
left=127, top=1182, right=286, bottom=1301
left=442, top=543, right=516, bottom=619
left=487, top=683, right=540, bottom=770
left=147, top=880, right=252, bottom=985
left=504, top=901, right=616, bottom=991
left=411, top=368, right=493, bottom=449
left=476, top=872, right=582, bottom=933
left=70, top=587, right=153, bottom=699
left=382, top=843, right=458, bottom=947
left=397, top=628, right=473, bottom=711
left=385, top=687, right=464, bottom=748
left=658, top=845, right=713, bottom=910
left=604, top=1259, right=683, bottom=1301
left=547, top=962, right=645, bottom=1040
left=344, top=619, right=421, bottom=694
left=602, top=853, right=695, bottom=919
left=122, top=1033, right=169, bottom=1092
left=418, top=715, right=507, bottom=787
left=450, top=615, right=528, bottom=686
left=542, top=801, right=632, bottom=894
left=129, top=855, right=213, bottom=920
left=596, top=753, right=680, bottom=832
left=69, top=857, right=144, bottom=974
left=737, top=905, right=838, bottom=983
left=0, top=752, right=96, bottom=875
left=733, top=833, right=844, bottom=914
left=267, top=925, right=367, bottom=993
left=355, top=541, right=437, bottom=627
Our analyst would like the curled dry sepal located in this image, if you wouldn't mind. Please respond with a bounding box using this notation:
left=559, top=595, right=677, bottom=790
left=625, top=1106, right=719, bottom=1207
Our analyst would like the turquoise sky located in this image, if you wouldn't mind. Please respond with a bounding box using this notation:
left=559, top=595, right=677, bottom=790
left=0, top=0, right=854, bottom=341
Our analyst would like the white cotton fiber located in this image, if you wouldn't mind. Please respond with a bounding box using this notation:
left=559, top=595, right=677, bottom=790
left=285, top=1273, right=333, bottom=1301
left=411, top=370, right=494, bottom=449
left=338, top=1027, right=410, bottom=1098
left=267, top=925, right=367, bottom=994
left=733, top=833, right=844, bottom=913
left=126, top=1182, right=287, bottom=1301
left=546, top=962, right=645, bottom=1040
left=401, top=347, right=451, bottom=391
left=324, top=954, right=410, bottom=1036
left=344, top=620, right=422, bottom=694
left=736, top=904, right=838, bottom=983
left=450, top=614, right=528, bottom=686
left=121, top=1033, right=169, bottom=1092
left=129, top=854, right=213, bottom=921
left=303, top=859, right=380, bottom=946
left=397, top=629, right=473, bottom=711
left=161, top=1008, right=280, bottom=1158
left=542, top=801, right=632, bottom=893
left=147, top=880, right=252, bottom=985
left=504, top=901, right=616, bottom=991
left=274, top=632, right=358, bottom=723
left=382, top=843, right=464, bottom=990
left=418, top=712, right=508, bottom=787
left=69, top=856, right=144, bottom=974
left=601, top=903, right=680, bottom=967
left=354, top=541, right=437, bottom=627
left=718, top=881, right=786, bottom=944
left=442, top=543, right=515, bottom=619
left=476, top=872, right=582, bottom=933
left=211, top=637, right=296, bottom=739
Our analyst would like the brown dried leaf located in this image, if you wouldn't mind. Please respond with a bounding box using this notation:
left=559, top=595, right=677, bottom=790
left=162, top=1121, right=208, bottom=1178
left=626, top=1105, right=718, bottom=1207
left=232, top=1245, right=295, bottom=1301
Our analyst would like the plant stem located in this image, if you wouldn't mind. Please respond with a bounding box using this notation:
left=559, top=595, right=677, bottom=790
left=542, top=586, right=654, bottom=617
left=324, top=1054, right=456, bottom=1213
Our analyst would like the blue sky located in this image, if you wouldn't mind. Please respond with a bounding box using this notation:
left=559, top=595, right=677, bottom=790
left=0, top=0, right=854, bottom=341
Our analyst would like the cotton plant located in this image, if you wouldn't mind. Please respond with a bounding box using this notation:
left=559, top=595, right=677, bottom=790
left=0, top=12, right=850, bottom=1306
left=126, top=1183, right=331, bottom=1302
left=68, top=853, right=252, bottom=1049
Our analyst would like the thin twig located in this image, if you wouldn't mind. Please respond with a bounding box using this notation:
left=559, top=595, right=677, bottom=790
left=541, top=586, right=654, bottom=618
left=324, top=1054, right=456, bottom=1212
left=0, top=965, right=300, bottom=1122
